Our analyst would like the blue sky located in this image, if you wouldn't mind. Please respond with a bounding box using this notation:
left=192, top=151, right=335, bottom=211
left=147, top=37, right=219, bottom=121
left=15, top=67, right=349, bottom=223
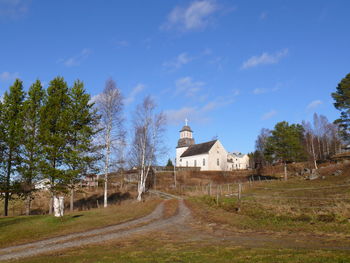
left=1, top=0, right=349, bottom=163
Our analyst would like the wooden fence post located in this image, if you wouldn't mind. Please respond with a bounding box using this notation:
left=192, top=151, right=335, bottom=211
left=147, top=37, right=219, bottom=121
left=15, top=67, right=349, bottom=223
left=238, top=183, right=242, bottom=200
left=216, top=190, right=219, bottom=206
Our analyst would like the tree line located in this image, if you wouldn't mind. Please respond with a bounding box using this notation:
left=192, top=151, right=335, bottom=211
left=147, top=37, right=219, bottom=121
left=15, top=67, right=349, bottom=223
left=0, top=77, right=165, bottom=216
left=250, top=72, right=350, bottom=178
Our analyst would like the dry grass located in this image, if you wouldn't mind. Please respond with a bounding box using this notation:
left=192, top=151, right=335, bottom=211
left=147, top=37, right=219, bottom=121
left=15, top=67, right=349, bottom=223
left=162, top=199, right=179, bottom=219
left=186, top=163, right=350, bottom=236
left=0, top=199, right=160, bottom=248
left=7, top=233, right=350, bottom=263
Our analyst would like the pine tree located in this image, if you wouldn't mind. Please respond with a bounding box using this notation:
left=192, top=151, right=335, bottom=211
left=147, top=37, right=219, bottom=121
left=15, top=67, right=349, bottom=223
left=0, top=100, right=5, bottom=205
left=65, top=80, right=101, bottom=211
left=264, top=121, right=306, bottom=180
left=20, top=80, right=45, bottom=215
left=166, top=159, right=173, bottom=167
left=332, top=73, right=350, bottom=143
left=40, top=77, right=71, bottom=214
left=0, top=79, right=25, bottom=216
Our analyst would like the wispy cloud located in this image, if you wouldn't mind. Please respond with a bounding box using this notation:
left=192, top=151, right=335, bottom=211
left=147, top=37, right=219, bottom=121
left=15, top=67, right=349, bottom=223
left=166, top=90, right=238, bottom=125
left=261, top=110, right=277, bottom=120
left=253, top=86, right=279, bottom=95
left=165, top=107, right=200, bottom=125
left=161, top=0, right=218, bottom=32
left=0, top=71, right=19, bottom=82
left=242, top=49, right=288, bottom=69
left=0, top=0, right=30, bottom=19
left=175, top=77, right=205, bottom=97
left=58, top=48, right=92, bottom=67
left=114, top=40, right=129, bottom=48
left=124, top=83, right=145, bottom=105
left=163, top=52, right=193, bottom=71
left=260, top=11, right=268, bottom=20
left=306, top=100, right=322, bottom=110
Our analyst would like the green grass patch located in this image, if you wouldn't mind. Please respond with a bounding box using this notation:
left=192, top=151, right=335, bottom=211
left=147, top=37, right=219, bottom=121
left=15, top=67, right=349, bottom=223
left=0, top=199, right=160, bottom=248
left=8, top=238, right=350, bottom=263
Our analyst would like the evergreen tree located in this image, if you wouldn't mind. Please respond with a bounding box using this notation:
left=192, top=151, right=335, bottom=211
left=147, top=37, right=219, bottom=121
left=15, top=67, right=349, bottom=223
left=20, top=80, right=45, bottom=215
left=264, top=121, right=306, bottom=180
left=0, top=100, right=5, bottom=204
left=166, top=158, right=173, bottom=167
left=65, top=80, right=101, bottom=211
left=332, top=73, right=350, bottom=143
left=0, top=79, right=25, bottom=216
left=40, top=77, right=71, bottom=214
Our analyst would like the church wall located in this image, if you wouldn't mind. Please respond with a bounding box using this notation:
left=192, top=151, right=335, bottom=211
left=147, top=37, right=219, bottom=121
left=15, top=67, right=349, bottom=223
left=207, top=140, right=228, bottom=171
left=176, top=147, right=188, bottom=167
left=177, top=153, right=209, bottom=170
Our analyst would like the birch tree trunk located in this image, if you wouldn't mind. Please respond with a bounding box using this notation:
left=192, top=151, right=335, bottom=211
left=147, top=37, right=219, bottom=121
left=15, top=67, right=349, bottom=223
left=96, top=78, right=124, bottom=208
left=310, top=134, right=318, bottom=169
left=70, top=188, right=74, bottom=212
left=104, top=128, right=111, bottom=208
left=284, top=162, right=288, bottom=181
left=25, top=196, right=31, bottom=216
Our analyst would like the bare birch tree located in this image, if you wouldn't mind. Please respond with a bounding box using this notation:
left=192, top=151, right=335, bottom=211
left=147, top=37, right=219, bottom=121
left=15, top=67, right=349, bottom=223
left=302, top=121, right=318, bottom=169
left=96, top=79, right=124, bottom=208
left=130, top=96, right=166, bottom=201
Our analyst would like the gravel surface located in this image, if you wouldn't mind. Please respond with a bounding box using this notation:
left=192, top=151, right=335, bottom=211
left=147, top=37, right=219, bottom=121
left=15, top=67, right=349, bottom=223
left=0, top=199, right=190, bottom=261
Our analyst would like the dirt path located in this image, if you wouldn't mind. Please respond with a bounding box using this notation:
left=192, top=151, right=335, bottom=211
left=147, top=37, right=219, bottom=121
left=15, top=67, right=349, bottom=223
left=1, top=191, right=349, bottom=261
left=0, top=200, right=190, bottom=261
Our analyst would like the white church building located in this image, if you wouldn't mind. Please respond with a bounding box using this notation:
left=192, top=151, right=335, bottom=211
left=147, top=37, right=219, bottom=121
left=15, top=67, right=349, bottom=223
left=175, top=121, right=249, bottom=171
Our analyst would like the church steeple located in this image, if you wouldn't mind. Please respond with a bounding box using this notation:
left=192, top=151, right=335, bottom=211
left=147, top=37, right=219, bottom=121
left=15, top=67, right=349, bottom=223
left=177, top=119, right=195, bottom=148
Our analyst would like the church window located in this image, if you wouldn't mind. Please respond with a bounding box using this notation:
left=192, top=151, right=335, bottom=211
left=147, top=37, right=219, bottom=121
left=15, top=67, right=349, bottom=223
left=186, top=161, right=188, bottom=167
left=217, top=158, right=219, bottom=166
left=180, top=158, right=182, bottom=162
left=194, top=160, right=197, bottom=167
left=203, top=158, right=205, bottom=166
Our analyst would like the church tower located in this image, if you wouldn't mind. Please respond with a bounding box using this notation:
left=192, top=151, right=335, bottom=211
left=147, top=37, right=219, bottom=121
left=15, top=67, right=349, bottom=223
left=176, top=119, right=195, bottom=167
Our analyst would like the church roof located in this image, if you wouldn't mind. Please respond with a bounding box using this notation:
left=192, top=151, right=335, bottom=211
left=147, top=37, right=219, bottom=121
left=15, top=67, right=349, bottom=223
left=180, top=140, right=217, bottom=157
left=180, top=125, right=193, bottom=132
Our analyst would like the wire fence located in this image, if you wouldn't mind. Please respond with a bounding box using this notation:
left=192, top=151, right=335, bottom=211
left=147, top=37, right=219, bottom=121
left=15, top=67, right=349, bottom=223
left=171, top=178, right=350, bottom=210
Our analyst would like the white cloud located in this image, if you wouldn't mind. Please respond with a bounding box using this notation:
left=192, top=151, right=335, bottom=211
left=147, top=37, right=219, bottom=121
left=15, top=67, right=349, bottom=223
left=163, top=52, right=193, bottom=70
left=165, top=93, right=237, bottom=125
left=306, top=100, right=323, bottom=110
left=175, top=77, right=205, bottom=97
left=59, top=48, right=92, bottom=67
left=0, top=71, right=19, bottom=82
left=242, top=49, right=288, bottom=69
left=261, top=110, right=277, bottom=120
left=161, top=0, right=218, bottom=32
left=260, top=11, right=268, bottom=20
left=114, top=40, right=129, bottom=48
left=124, top=83, right=145, bottom=105
left=0, top=0, right=30, bottom=19
left=165, top=107, right=198, bottom=125
left=253, top=87, right=279, bottom=95
left=202, top=95, right=236, bottom=112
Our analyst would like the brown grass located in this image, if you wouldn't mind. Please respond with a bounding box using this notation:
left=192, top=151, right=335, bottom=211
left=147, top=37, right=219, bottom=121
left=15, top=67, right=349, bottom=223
left=0, top=199, right=160, bottom=248
left=163, top=199, right=179, bottom=219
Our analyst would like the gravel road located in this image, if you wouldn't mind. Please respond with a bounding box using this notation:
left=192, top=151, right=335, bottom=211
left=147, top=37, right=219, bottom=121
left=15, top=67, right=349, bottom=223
left=0, top=199, right=190, bottom=261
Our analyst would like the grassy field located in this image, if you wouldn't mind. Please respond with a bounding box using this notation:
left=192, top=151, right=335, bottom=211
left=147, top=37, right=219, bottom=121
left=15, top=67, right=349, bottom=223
left=186, top=165, right=350, bottom=236
left=1, top=163, right=350, bottom=262
left=6, top=236, right=350, bottom=263
left=0, top=199, right=160, bottom=248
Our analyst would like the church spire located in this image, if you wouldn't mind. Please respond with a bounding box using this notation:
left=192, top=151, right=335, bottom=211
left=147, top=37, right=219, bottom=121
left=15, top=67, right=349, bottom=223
left=177, top=120, right=195, bottom=148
